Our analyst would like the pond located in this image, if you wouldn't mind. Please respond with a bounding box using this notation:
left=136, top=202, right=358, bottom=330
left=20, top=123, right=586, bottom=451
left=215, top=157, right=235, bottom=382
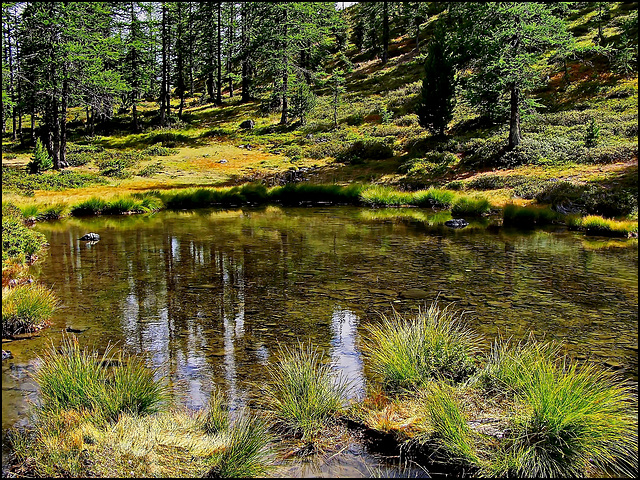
left=2, top=206, right=638, bottom=476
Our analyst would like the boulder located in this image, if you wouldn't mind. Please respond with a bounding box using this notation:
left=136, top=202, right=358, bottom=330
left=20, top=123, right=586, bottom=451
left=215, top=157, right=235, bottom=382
left=79, top=233, right=100, bottom=241
left=2, top=350, right=12, bottom=360
left=444, top=219, right=469, bottom=229
left=239, top=119, right=255, bottom=130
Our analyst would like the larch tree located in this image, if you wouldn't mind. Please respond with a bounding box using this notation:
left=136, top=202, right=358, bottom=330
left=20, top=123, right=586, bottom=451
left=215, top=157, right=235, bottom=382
left=452, top=2, right=572, bottom=150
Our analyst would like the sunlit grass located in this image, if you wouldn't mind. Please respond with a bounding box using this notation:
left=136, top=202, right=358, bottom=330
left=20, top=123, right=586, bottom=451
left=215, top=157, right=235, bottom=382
left=474, top=336, right=639, bottom=477
left=2, top=283, right=57, bottom=336
left=264, top=342, right=350, bottom=440
left=362, top=303, right=481, bottom=391
left=32, top=336, right=168, bottom=419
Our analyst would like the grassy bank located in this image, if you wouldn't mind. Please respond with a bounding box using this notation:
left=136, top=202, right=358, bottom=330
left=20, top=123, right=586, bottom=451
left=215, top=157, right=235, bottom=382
left=353, top=305, right=639, bottom=478
left=8, top=305, right=638, bottom=478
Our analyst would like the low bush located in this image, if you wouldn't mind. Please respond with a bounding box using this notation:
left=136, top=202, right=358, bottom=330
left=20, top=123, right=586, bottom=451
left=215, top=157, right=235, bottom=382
left=65, top=152, right=93, bottom=167
left=2, top=216, right=47, bottom=264
left=362, top=303, right=480, bottom=391
left=2, top=283, right=57, bottom=337
left=337, top=138, right=395, bottom=163
left=264, top=342, right=349, bottom=439
left=2, top=166, right=105, bottom=195
left=136, top=161, right=163, bottom=177
left=142, top=143, right=178, bottom=156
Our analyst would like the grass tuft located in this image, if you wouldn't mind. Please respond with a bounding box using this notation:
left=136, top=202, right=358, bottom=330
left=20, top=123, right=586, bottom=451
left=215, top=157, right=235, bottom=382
left=32, top=336, right=168, bottom=420
left=2, top=283, right=57, bottom=336
left=451, top=196, right=492, bottom=217
left=264, top=342, right=350, bottom=440
left=362, top=303, right=480, bottom=391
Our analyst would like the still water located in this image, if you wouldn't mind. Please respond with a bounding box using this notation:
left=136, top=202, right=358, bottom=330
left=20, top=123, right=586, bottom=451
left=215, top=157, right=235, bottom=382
left=2, top=206, right=638, bottom=475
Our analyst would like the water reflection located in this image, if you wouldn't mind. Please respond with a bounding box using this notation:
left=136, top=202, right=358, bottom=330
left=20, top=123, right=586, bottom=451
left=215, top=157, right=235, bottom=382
left=3, top=206, right=637, bottom=435
left=331, top=308, right=365, bottom=400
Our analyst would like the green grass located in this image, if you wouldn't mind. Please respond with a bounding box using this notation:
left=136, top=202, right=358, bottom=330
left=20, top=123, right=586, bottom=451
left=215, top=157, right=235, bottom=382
left=425, top=384, right=479, bottom=465
left=264, top=342, right=350, bottom=440
left=199, top=388, right=230, bottom=435
left=578, top=214, right=638, bottom=236
left=207, top=411, right=273, bottom=478
left=482, top=340, right=638, bottom=477
left=503, top=204, right=560, bottom=227
left=2, top=283, right=57, bottom=336
left=362, top=303, right=480, bottom=391
left=32, top=336, right=168, bottom=420
left=451, top=196, right=492, bottom=217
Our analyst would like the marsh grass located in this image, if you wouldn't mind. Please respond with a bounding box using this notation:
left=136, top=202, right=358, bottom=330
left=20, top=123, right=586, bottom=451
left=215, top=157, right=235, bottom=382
left=425, top=384, right=480, bottom=466
left=200, top=388, right=230, bottom=435
left=503, top=204, right=559, bottom=227
left=32, top=336, right=167, bottom=419
left=451, top=196, right=492, bottom=217
left=264, top=342, right=350, bottom=440
left=2, top=283, right=57, bottom=336
left=579, top=214, right=638, bottom=236
left=10, top=407, right=272, bottom=478
left=478, top=337, right=638, bottom=478
left=208, top=411, right=274, bottom=478
left=362, top=303, right=480, bottom=391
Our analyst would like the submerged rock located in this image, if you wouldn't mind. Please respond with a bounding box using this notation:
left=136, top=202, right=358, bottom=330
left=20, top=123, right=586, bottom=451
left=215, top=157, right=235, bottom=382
left=79, top=233, right=100, bottom=241
left=444, top=219, right=469, bottom=229
left=239, top=119, right=255, bottom=130
left=400, top=288, right=429, bottom=299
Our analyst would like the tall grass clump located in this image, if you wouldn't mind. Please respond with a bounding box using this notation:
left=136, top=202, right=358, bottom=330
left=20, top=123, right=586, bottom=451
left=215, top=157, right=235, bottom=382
left=32, top=336, right=167, bottom=419
left=413, top=188, right=457, bottom=208
left=425, top=384, right=479, bottom=466
left=503, top=204, right=558, bottom=227
left=451, top=196, right=491, bottom=217
left=579, top=215, right=638, bottom=237
left=264, top=342, right=350, bottom=439
left=2, top=283, right=57, bottom=336
left=362, top=303, right=480, bottom=391
left=360, top=185, right=414, bottom=206
left=70, top=197, right=108, bottom=216
left=200, top=388, right=230, bottom=434
left=480, top=337, right=638, bottom=478
left=207, top=411, right=273, bottom=478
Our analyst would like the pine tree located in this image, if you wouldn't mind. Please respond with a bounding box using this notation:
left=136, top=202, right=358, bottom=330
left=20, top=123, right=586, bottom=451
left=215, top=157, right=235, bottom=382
left=416, top=27, right=456, bottom=137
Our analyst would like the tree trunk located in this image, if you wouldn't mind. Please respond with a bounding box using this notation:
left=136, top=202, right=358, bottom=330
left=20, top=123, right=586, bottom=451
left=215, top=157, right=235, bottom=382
left=131, top=2, right=140, bottom=132
left=160, top=3, right=167, bottom=127
left=381, top=1, right=389, bottom=64
left=415, top=17, right=420, bottom=52
left=216, top=1, right=222, bottom=105
left=227, top=2, right=234, bottom=97
left=279, top=10, right=288, bottom=125
left=241, top=3, right=251, bottom=102
left=508, top=83, right=522, bottom=150
left=59, top=62, right=69, bottom=168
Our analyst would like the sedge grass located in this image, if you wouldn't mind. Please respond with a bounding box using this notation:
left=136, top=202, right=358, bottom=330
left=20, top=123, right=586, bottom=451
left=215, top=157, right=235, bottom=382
left=362, top=303, right=481, bottom=392
left=199, top=387, right=230, bottom=435
left=479, top=336, right=638, bottom=478
left=425, top=384, right=480, bottom=466
left=503, top=204, right=559, bottom=227
left=207, top=411, right=274, bottom=478
left=2, top=283, right=57, bottom=336
left=264, top=342, right=350, bottom=440
left=32, top=335, right=168, bottom=419
left=451, top=196, right=492, bottom=217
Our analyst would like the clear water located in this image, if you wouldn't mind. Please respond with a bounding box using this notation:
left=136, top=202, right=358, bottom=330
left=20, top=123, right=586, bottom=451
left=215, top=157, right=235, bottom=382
left=3, top=206, right=638, bottom=476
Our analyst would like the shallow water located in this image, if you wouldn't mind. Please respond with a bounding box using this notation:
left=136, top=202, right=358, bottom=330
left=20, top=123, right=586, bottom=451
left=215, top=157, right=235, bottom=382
left=2, top=206, right=638, bottom=475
